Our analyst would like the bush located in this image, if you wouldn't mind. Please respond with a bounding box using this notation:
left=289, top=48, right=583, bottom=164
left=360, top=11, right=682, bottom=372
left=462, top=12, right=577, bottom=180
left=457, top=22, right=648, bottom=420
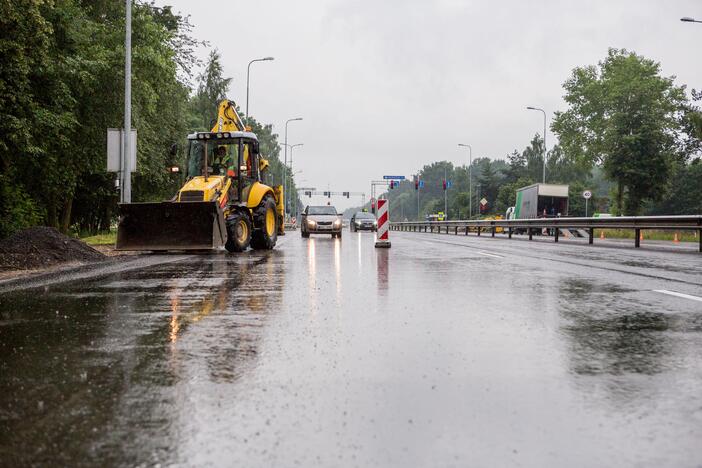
left=0, top=175, right=43, bottom=239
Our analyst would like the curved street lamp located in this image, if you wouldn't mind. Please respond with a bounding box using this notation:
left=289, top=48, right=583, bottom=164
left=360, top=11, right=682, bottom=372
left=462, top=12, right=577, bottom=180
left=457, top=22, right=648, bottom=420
left=527, top=106, right=547, bottom=183
left=283, top=118, right=303, bottom=218
left=680, top=17, right=702, bottom=23
left=245, top=57, right=274, bottom=122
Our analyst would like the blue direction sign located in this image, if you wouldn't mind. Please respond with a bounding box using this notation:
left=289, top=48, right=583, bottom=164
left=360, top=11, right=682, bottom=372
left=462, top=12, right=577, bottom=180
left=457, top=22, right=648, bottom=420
left=383, top=175, right=405, bottom=180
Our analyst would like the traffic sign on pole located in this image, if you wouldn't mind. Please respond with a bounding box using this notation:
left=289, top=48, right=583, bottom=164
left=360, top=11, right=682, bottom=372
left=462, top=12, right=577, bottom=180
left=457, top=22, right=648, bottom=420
left=383, top=175, right=405, bottom=180
left=583, top=190, right=592, bottom=217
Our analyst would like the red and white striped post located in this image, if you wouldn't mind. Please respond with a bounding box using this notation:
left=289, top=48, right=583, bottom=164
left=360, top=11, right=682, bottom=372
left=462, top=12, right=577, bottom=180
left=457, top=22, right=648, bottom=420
left=375, top=198, right=391, bottom=248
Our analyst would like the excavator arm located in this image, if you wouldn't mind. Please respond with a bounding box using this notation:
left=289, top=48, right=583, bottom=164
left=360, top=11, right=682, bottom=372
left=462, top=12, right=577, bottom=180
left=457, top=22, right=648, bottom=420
left=211, top=100, right=246, bottom=133
left=211, top=100, right=272, bottom=176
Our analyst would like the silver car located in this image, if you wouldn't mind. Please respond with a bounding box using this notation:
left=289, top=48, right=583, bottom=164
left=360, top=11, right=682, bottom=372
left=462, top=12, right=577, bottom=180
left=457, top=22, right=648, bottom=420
left=350, top=211, right=377, bottom=232
left=301, top=205, right=343, bottom=238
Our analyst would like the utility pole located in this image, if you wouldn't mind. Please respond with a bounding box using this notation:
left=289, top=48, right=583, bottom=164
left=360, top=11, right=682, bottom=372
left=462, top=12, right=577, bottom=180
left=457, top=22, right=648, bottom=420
left=123, top=0, right=132, bottom=203
left=444, top=167, right=448, bottom=216
left=417, top=178, right=420, bottom=221
left=286, top=143, right=303, bottom=218
left=283, top=117, right=302, bottom=219
left=458, top=144, right=472, bottom=218
left=477, top=183, right=481, bottom=214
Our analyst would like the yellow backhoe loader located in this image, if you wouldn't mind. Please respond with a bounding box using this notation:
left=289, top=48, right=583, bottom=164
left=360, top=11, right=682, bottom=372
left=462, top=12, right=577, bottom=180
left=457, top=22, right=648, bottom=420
left=116, top=100, right=285, bottom=252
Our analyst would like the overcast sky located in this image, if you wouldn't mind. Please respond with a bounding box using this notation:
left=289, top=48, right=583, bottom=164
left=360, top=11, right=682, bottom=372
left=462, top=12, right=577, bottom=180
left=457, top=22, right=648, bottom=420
left=157, top=0, right=701, bottom=209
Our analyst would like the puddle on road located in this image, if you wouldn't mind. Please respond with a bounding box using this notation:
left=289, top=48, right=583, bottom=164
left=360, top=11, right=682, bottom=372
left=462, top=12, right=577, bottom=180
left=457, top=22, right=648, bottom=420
left=557, top=278, right=701, bottom=377
left=0, top=252, right=283, bottom=467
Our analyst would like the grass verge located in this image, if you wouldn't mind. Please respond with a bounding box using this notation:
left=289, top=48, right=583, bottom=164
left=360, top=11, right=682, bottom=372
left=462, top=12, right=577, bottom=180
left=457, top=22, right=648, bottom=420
left=594, top=229, right=699, bottom=242
left=81, top=232, right=117, bottom=246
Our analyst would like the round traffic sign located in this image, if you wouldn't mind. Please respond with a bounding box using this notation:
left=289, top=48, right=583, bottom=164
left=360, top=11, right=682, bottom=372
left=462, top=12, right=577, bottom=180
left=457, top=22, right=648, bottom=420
left=582, top=190, right=592, bottom=199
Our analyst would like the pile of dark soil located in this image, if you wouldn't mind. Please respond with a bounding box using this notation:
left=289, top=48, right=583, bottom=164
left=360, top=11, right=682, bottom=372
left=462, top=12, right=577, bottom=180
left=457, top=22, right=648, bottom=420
left=0, top=227, right=105, bottom=271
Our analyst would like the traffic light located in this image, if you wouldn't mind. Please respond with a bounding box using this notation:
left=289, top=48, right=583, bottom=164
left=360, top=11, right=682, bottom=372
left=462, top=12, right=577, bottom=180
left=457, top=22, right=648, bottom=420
left=442, top=179, right=447, bottom=190
left=388, top=181, right=394, bottom=190
left=343, top=191, right=349, bottom=198
left=305, top=191, right=312, bottom=197
left=414, top=179, right=419, bottom=190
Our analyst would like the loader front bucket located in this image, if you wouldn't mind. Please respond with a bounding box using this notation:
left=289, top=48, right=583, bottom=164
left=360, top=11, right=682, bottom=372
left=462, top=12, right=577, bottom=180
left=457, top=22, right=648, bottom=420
left=116, top=201, right=226, bottom=251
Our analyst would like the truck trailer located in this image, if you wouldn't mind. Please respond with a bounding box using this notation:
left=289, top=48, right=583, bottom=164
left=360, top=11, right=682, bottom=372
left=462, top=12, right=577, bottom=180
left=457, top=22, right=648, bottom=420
left=513, top=183, right=569, bottom=219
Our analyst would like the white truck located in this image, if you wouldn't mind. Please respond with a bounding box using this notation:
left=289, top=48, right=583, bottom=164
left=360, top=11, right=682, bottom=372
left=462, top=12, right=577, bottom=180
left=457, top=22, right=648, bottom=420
left=509, top=183, right=569, bottom=219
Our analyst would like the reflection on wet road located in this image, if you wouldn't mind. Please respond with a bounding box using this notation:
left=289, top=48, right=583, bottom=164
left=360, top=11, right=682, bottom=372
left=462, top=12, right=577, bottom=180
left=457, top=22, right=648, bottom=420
left=1, top=231, right=701, bottom=466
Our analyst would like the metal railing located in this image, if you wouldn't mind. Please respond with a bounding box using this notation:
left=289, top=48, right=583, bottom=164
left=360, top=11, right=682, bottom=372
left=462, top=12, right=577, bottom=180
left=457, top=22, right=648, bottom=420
left=390, top=215, right=702, bottom=252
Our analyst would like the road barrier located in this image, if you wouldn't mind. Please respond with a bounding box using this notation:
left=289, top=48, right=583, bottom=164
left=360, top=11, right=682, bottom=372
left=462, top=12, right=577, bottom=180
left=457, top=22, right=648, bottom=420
left=375, top=199, right=391, bottom=248
left=390, top=215, right=702, bottom=252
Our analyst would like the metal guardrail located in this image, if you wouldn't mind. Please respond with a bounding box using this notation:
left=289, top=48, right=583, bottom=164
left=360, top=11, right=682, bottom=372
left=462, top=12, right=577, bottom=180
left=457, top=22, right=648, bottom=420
left=390, top=215, right=702, bottom=252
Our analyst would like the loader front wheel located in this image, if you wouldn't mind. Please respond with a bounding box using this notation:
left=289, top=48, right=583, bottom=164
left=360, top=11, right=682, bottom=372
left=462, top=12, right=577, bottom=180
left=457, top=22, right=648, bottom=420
left=251, top=196, right=278, bottom=250
left=225, top=211, right=252, bottom=253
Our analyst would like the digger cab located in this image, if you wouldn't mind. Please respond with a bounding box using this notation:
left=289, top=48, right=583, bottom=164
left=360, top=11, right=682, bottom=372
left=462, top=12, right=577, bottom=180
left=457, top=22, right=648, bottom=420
left=183, top=131, right=262, bottom=204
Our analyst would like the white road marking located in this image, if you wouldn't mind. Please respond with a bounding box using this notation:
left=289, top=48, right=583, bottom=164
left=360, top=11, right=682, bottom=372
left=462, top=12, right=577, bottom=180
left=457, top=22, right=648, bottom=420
left=476, top=251, right=504, bottom=259
left=653, top=290, right=702, bottom=303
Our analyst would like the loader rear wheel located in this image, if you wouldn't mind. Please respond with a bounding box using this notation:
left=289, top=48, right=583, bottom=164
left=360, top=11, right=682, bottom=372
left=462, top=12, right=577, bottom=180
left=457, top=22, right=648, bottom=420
left=225, top=211, right=252, bottom=253
left=251, top=196, right=278, bottom=250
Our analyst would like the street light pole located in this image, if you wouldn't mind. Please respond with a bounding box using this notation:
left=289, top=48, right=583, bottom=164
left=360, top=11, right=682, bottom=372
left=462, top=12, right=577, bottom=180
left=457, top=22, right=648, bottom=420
left=283, top=118, right=302, bottom=219
left=458, top=144, right=472, bottom=218
left=245, top=57, right=274, bottom=124
left=284, top=143, right=303, bottom=219
left=444, top=166, right=448, bottom=216
left=527, top=106, right=547, bottom=183
left=416, top=174, right=420, bottom=221
left=680, top=16, right=702, bottom=23
left=123, top=0, right=132, bottom=203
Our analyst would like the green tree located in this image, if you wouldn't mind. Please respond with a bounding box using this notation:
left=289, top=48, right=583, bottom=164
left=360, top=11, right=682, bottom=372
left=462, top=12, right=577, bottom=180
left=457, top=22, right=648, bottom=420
left=494, top=177, right=534, bottom=214
left=0, top=1, right=203, bottom=236
left=191, top=50, right=231, bottom=131
left=552, top=48, right=689, bottom=215
left=646, top=158, right=702, bottom=215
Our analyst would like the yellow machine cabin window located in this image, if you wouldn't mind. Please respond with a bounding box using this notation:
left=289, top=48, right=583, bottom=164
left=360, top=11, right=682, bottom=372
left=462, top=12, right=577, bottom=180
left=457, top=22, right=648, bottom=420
left=186, top=140, right=240, bottom=178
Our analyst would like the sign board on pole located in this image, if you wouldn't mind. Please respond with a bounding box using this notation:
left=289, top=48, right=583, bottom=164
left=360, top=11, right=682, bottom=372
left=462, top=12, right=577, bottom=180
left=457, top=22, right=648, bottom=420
left=383, top=175, right=405, bottom=180
left=107, top=128, right=137, bottom=172
left=582, top=190, right=592, bottom=199
left=480, top=197, right=488, bottom=206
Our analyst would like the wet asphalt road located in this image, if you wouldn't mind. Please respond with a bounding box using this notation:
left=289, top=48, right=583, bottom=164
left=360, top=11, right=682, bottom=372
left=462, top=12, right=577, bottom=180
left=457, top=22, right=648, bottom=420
left=1, top=230, right=701, bottom=467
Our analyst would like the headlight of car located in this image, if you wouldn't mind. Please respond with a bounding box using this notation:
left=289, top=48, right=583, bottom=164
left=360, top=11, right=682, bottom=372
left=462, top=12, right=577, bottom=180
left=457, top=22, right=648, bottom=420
left=373, top=220, right=378, bottom=226
left=333, top=219, right=342, bottom=228
left=355, top=221, right=361, bottom=226
left=307, top=220, right=317, bottom=228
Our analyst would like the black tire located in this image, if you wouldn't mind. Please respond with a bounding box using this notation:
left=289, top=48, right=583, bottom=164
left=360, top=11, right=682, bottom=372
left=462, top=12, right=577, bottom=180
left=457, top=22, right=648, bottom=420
left=302, top=231, right=310, bottom=238
left=251, top=196, right=278, bottom=250
left=225, top=210, right=252, bottom=252
left=336, top=231, right=342, bottom=239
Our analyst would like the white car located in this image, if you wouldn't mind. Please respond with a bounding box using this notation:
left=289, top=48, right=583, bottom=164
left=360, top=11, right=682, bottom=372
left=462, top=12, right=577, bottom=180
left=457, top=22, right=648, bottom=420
left=301, top=205, right=343, bottom=238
